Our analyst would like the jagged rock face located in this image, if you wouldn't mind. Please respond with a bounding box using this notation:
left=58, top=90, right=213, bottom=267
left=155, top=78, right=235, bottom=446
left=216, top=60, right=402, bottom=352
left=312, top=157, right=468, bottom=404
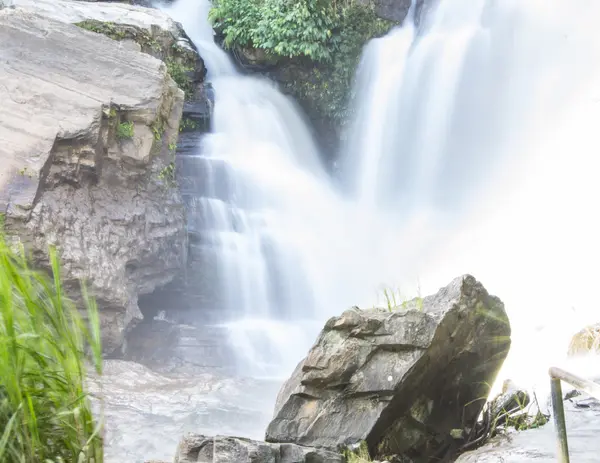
left=0, top=7, right=188, bottom=354
left=174, top=434, right=343, bottom=463
left=366, top=0, right=429, bottom=23
left=266, top=275, right=511, bottom=462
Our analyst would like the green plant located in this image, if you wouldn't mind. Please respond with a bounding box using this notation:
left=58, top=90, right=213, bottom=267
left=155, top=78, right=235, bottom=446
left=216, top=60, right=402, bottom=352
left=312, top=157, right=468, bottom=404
left=343, top=441, right=373, bottom=462
left=158, top=162, right=176, bottom=186
left=151, top=115, right=168, bottom=145
left=209, top=0, right=262, bottom=49
left=166, top=59, right=194, bottom=99
left=179, top=117, right=199, bottom=132
left=380, top=286, right=424, bottom=312
left=0, top=241, right=103, bottom=462
left=291, top=2, right=395, bottom=123
left=75, top=20, right=127, bottom=40
left=116, top=121, right=134, bottom=139
left=209, top=0, right=395, bottom=124
left=168, top=142, right=177, bottom=152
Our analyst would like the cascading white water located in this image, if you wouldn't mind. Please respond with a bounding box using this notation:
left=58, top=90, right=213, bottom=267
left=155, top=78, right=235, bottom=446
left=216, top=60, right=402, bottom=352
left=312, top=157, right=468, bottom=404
left=161, top=0, right=353, bottom=377
left=342, top=0, right=600, bottom=394
left=160, top=0, right=600, bottom=393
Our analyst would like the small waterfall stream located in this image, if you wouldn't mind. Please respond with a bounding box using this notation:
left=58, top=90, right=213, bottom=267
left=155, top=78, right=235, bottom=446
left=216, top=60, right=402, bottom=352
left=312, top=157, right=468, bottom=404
left=161, top=0, right=348, bottom=377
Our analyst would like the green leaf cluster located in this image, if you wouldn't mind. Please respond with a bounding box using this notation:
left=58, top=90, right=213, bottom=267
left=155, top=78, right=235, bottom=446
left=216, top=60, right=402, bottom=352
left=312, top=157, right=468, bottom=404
left=0, top=240, right=103, bottom=462
left=210, top=0, right=337, bottom=62
left=209, top=0, right=395, bottom=123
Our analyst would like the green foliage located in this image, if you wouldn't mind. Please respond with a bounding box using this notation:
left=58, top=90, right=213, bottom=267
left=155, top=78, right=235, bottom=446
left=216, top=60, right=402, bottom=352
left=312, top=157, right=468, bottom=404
left=179, top=117, right=200, bottom=132
left=210, top=0, right=337, bottom=61
left=210, top=0, right=395, bottom=123
left=75, top=20, right=127, bottom=40
left=151, top=118, right=165, bottom=141
left=380, top=286, right=424, bottom=312
left=116, top=121, right=134, bottom=139
left=209, top=0, right=261, bottom=49
left=253, top=0, right=337, bottom=61
left=0, top=240, right=103, bottom=462
left=165, top=59, right=194, bottom=100
left=158, top=162, right=176, bottom=186
left=292, top=3, right=395, bottom=123
left=343, top=442, right=374, bottom=463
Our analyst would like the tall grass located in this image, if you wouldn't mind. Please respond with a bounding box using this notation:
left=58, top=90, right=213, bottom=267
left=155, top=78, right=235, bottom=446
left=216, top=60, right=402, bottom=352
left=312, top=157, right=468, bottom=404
left=0, top=239, right=103, bottom=462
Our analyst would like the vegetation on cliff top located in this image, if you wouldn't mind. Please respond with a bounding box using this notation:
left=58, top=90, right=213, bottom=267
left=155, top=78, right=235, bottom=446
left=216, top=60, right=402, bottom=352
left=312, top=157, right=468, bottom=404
left=0, top=240, right=103, bottom=462
left=209, top=0, right=395, bottom=123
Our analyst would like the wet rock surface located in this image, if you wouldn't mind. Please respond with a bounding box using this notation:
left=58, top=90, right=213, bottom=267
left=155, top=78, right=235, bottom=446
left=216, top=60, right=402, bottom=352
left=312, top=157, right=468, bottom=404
left=266, top=275, right=511, bottom=461
left=456, top=392, right=600, bottom=462
left=175, top=434, right=343, bottom=463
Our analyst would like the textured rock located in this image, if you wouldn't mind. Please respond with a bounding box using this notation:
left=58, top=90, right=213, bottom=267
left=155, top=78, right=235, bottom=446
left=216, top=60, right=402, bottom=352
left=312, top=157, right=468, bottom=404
left=455, top=392, right=600, bottom=462
left=10, top=0, right=180, bottom=35
left=364, top=0, right=429, bottom=23
left=9, top=0, right=205, bottom=95
left=0, top=7, right=187, bottom=353
left=266, top=275, right=511, bottom=461
left=175, top=434, right=343, bottom=463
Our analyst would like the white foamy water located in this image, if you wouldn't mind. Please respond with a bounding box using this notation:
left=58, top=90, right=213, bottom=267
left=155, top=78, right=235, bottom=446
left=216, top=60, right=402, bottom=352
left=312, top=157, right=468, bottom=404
left=160, top=0, right=353, bottom=378
left=342, top=0, right=600, bottom=396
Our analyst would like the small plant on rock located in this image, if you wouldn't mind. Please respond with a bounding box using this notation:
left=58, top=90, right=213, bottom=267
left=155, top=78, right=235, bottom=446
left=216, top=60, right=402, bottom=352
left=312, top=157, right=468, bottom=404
left=158, top=162, right=176, bottom=187
left=116, top=121, right=134, bottom=139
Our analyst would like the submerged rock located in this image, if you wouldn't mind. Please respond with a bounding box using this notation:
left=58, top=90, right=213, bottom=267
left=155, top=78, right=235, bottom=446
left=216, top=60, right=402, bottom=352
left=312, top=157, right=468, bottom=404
left=174, top=434, right=343, bottom=463
left=266, top=275, right=511, bottom=461
left=0, top=7, right=187, bottom=353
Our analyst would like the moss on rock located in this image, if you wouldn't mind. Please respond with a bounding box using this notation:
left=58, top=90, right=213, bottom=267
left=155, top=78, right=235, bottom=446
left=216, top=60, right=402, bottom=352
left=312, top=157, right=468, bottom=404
left=75, top=19, right=203, bottom=100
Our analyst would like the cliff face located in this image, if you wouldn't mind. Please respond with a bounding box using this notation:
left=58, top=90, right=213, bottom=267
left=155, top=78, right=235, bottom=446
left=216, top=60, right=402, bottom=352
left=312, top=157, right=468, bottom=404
left=0, top=5, right=189, bottom=354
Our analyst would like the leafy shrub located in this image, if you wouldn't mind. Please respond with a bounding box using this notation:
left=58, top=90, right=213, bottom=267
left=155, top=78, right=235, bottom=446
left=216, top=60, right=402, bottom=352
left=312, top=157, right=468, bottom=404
left=0, top=241, right=103, bottom=462
left=116, top=121, right=134, bottom=139
left=209, top=0, right=261, bottom=49
left=210, top=0, right=338, bottom=62
left=166, top=59, right=195, bottom=100
left=209, top=0, right=395, bottom=123
left=252, top=0, right=338, bottom=61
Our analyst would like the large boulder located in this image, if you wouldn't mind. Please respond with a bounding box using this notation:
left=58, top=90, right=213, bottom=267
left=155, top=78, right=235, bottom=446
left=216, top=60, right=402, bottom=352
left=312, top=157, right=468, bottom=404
left=174, top=434, right=343, bottom=463
left=0, top=7, right=187, bottom=354
left=266, top=275, right=511, bottom=461
left=9, top=0, right=206, bottom=100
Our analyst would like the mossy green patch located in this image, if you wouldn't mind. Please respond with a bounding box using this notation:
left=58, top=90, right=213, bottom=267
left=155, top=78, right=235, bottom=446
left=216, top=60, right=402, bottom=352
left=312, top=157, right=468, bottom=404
left=116, top=121, right=135, bottom=139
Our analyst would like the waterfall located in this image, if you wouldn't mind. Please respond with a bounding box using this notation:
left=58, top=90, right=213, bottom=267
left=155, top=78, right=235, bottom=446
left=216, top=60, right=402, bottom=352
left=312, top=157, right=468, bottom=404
left=342, top=0, right=600, bottom=392
left=160, top=0, right=600, bottom=391
left=161, top=0, right=353, bottom=377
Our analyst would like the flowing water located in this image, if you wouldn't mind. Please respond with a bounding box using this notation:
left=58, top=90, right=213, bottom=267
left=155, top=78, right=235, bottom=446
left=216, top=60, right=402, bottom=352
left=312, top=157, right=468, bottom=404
left=342, top=0, right=600, bottom=396
left=100, top=0, right=600, bottom=460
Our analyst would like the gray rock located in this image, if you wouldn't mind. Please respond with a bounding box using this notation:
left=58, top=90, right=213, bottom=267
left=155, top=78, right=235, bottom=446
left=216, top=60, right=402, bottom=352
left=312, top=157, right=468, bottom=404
left=0, top=7, right=187, bottom=354
left=266, top=275, right=511, bottom=461
left=10, top=0, right=180, bottom=35
left=361, top=0, right=432, bottom=24
left=175, top=434, right=343, bottom=463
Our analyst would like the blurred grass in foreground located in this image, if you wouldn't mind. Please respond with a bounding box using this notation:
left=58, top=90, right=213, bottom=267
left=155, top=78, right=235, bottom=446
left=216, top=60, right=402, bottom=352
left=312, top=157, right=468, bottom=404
left=0, top=238, right=103, bottom=462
